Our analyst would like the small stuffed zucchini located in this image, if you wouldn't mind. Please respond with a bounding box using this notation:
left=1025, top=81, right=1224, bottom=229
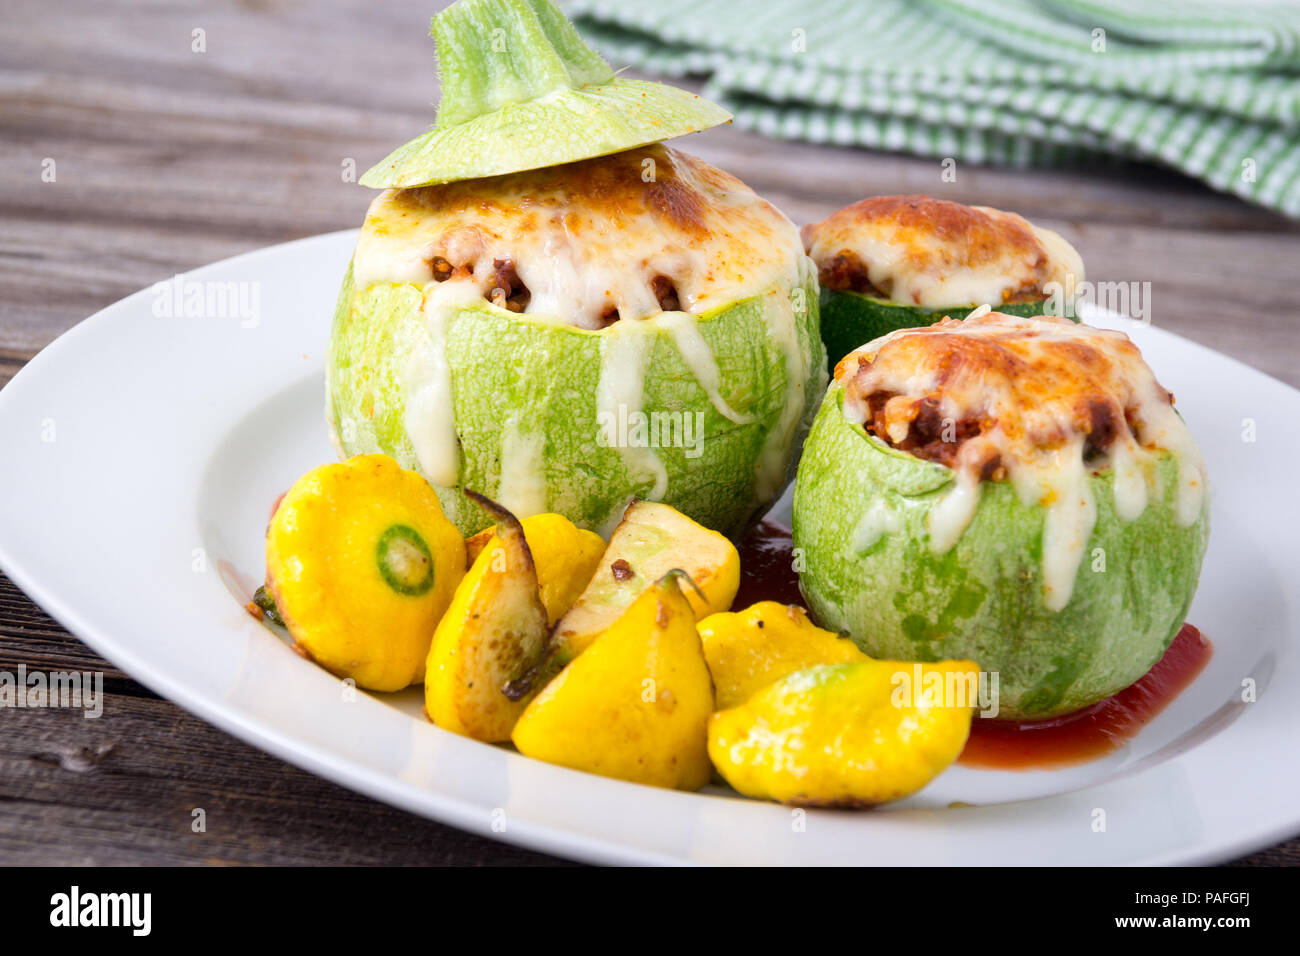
left=792, top=312, right=1209, bottom=720
left=265, top=455, right=466, bottom=691
left=802, top=195, right=1084, bottom=371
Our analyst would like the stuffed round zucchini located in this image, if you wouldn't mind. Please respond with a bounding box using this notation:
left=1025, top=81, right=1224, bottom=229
left=792, top=310, right=1209, bottom=720
left=802, top=195, right=1084, bottom=371
left=327, top=0, right=824, bottom=538
left=329, top=145, right=824, bottom=537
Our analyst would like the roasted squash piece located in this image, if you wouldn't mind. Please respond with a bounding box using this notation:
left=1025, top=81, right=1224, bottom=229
left=551, top=501, right=739, bottom=664
left=425, top=493, right=554, bottom=742
left=698, top=602, right=871, bottom=709
left=512, top=571, right=715, bottom=790
left=708, top=660, right=977, bottom=806
left=265, top=454, right=465, bottom=691
left=464, top=513, right=604, bottom=625
left=464, top=527, right=493, bottom=566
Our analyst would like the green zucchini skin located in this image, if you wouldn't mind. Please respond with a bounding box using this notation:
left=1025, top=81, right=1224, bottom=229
left=327, top=262, right=826, bottom=539
left=791, top=384, right=1209, bottom=720
left=818, top=289, right=1048, bottom=374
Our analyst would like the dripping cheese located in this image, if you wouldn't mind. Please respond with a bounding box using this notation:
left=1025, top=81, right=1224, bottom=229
left=838, top=312, right=1207, bottom=611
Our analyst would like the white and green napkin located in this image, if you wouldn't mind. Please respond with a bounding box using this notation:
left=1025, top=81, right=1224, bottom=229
left=570, top=0, right=1300, bottom=217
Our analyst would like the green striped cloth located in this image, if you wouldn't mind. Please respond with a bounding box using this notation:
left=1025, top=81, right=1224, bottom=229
left=569, top=0, right=1300, bottom=217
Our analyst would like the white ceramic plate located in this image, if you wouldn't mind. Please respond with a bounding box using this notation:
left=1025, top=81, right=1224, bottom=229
left=1, top=230, right=1296, bottom=865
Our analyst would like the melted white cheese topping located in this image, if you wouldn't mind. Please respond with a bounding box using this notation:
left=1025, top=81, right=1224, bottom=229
left=352, top=144, right=804, bottom=329
left=840, top=312, right=1207, bottom=612
left=803, top=195, right=1084, bottom=309
left=362, top=147, right=812, bottom=524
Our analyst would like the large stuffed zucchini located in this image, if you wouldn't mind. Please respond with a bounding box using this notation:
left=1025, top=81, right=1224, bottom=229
left=792, top=311, right=1209, bottom=720
left=802, top=195, right=1085, bottom=372
left=328, top=0, right=824, bottom=538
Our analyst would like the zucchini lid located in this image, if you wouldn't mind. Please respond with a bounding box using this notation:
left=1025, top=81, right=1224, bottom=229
left=361, top=0, right=730, bottom=188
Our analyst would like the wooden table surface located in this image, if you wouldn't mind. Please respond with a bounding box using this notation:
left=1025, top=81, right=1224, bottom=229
left=2, top=0, right=1297, bottom=866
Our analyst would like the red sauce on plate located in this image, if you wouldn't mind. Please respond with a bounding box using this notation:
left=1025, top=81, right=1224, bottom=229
left=733, top=522, right=1213, bottom=771
left=959, top=624, right=1213, bottom=770
left=734, top=519, right=805, bottom=610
